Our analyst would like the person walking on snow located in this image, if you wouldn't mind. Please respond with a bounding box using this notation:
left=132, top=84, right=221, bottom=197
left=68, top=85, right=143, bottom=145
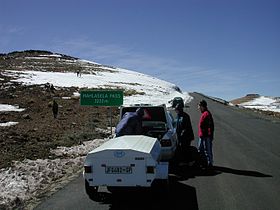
left=198, top=100, right=215, bottom=168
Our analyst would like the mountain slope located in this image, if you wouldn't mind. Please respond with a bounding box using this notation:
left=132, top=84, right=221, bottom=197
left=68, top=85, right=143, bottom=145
left=230, top=94, right=260, bottom=105
left=231, top=94, right=280, bottom=112
left=0, top=50, right=191, bottom=169
left=1, top=50, right=190, bottom=106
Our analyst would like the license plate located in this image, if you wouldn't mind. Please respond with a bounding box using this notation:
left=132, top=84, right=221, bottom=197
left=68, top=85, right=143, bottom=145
left=105, top=166, right=132, bottom=174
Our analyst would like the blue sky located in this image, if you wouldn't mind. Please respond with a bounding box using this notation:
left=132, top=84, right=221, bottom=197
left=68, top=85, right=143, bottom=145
left=1, top=0, right=279, bottom=100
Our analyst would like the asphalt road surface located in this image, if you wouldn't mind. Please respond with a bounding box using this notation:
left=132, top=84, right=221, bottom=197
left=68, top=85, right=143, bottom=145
left=35, top=93, right=280, bottom=210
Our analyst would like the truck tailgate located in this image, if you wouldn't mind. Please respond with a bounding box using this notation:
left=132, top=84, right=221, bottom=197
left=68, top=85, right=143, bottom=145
left=89, top=157, right=155, bottom=187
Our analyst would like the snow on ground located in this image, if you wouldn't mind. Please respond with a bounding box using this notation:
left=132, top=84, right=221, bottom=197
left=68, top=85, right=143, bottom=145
left=240, top=96, right=280, bottom=113
left=38, top=54, right=62, bottom=58
left=0, top=104, right=25, bottom=127
left=0, top=137, right=108, bottom=210
left=78, top=59, right=101, bottom=66
left=3, top=67, right=192, bottom=106
left=0, top=104, right=25, bottom=112
left=0, top=122, right=18, bottom=127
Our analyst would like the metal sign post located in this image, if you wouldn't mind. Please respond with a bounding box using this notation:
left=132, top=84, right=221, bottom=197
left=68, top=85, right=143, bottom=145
left=110, top=107, right=112, bottom=135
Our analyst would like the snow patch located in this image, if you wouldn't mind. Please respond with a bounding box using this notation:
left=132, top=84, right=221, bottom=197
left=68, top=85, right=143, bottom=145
left=78, top=59, right=101, bottom=65
left=0, top=138, right=108, bottom=209
left=0, top=104, right=25, bottom=112
left=240, top=96, right=280, bottom=113
left=0, top=122, right=18, bottom=127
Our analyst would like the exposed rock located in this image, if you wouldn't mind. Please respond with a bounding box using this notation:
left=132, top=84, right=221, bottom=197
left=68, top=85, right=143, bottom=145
left=22, top=114, right=31, bottom=119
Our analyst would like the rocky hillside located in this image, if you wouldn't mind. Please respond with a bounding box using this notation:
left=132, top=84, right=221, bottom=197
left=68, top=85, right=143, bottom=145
left=0, top=50, right=123, bottom=169
left=230, top=94, right=260, bottom=105
left=0, top=50, right=189, bottom=169
left=0, top=50, right=114, bottom=74
left=230, top=94, right=280, bottom=118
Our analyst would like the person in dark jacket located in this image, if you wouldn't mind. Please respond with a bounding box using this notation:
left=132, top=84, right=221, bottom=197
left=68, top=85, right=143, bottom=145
left=52, top=100, right=58, bottom=119
left=175, top=103, right=194, bottom=162
left=115, top=108, right=144, bottom=137
left=175, top=103, right=194, bottom=147
left=198, top=100, right=214, bottom=168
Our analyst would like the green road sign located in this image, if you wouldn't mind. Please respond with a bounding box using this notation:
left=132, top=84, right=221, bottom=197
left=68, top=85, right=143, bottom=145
left=80, top=90, right=123, bottom=106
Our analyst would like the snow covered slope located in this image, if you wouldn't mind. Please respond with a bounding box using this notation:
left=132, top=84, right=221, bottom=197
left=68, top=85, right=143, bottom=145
left=3, top=56, right=191, bottom=106
left=240, top=96, right=280, bottom=113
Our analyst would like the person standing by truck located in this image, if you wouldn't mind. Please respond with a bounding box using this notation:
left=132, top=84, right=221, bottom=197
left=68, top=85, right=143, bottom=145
left=175, top=103, right=194, bottom=147
left=198, top=100, right=215, bottom=168
left=175, top=103, right=194, bottom=162
left=115, top=108, right=145, bottom=137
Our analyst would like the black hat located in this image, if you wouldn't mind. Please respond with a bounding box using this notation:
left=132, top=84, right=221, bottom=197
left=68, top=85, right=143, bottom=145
left=199, top=100, right=207, bottom=108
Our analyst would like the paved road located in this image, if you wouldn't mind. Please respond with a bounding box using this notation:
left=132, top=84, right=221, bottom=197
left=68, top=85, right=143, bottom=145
left=35, top=93, right=280, bottom=210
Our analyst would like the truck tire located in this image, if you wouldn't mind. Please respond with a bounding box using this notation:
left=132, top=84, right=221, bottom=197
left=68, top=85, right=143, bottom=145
left=85, top=180, right=98, bottom=199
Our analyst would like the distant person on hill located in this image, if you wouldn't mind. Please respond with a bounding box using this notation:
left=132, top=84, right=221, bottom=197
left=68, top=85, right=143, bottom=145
left=198, top=100, right=215, bottom=168
left=115, top=108, right=145, bottom=137
left=52, top=100, right=58, bottom=119
left=50, top=84, right=55, bottom=93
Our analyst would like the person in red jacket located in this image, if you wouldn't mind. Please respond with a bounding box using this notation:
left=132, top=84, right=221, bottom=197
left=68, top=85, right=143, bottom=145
left=198, top=100, right=214, bottom=168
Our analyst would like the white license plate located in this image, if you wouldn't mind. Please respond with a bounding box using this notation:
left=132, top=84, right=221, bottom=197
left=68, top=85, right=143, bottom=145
left=105, top=166, right=132, bottom=174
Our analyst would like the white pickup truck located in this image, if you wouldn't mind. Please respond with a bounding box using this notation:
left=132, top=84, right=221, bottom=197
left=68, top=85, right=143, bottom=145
left=84, top=135, right=169, bottom=198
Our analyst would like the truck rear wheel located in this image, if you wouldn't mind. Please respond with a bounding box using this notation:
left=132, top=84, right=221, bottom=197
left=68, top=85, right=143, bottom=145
left=85, top=180, right=98, bottom=199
